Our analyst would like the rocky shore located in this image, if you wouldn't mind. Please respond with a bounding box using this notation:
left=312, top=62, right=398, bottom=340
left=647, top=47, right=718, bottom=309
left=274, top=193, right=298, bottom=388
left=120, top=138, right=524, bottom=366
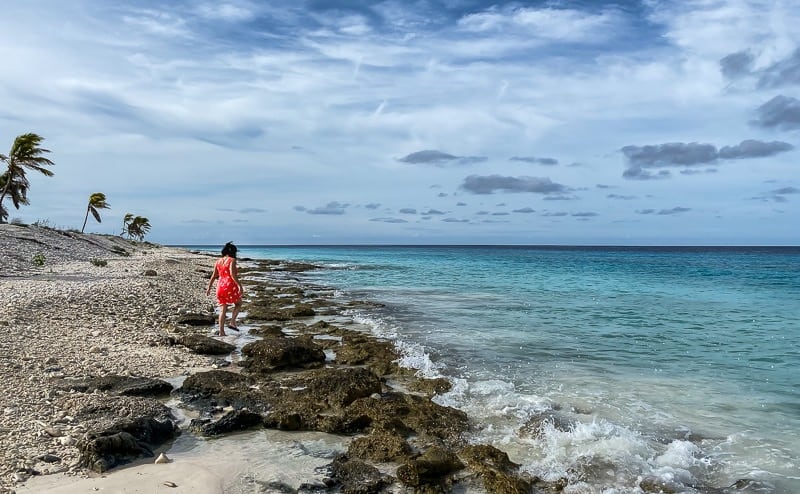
left=0, top=225, right=563, bottom=494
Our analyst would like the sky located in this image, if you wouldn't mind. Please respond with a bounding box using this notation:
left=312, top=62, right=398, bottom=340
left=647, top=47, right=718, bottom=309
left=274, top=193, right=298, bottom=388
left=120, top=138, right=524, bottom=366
left=1, top=0, right=798, bottom=245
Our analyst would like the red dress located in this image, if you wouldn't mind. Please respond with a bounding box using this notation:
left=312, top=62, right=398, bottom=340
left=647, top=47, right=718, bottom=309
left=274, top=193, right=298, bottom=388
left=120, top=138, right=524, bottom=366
left=215, top=257, right=242, bottom=304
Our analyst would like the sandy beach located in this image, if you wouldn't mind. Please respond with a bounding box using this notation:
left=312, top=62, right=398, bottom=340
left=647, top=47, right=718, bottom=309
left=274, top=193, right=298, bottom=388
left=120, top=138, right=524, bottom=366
left=1, top=224, right=222, bottom=492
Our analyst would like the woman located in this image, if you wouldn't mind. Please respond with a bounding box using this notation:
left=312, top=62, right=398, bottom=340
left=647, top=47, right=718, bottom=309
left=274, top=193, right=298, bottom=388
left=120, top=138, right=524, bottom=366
left=205, top=242, right=243, bottom=336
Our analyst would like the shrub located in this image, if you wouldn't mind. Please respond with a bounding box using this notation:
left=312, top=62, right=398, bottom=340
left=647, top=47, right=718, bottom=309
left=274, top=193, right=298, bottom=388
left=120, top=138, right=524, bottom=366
left=31, top=253, right=45, bottom=266
left=90, top=259, right=108, bottom=267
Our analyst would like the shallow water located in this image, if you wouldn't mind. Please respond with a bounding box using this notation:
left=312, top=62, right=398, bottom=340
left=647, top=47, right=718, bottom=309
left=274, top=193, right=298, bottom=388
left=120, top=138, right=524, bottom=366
left=184, top=245, right=800, bottom=493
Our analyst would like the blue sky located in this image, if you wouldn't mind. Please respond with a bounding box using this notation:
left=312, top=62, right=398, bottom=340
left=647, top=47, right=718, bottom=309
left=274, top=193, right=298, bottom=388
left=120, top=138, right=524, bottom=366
left=1, top=0, right=798, bottom=245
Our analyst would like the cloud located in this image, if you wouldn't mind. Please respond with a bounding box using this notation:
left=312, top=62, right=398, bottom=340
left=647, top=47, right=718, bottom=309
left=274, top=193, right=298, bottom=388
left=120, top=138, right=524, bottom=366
left=399, top=208, right=417, bottom=214
left=492, top=212, right=510, bottom=216
left=751, top=185, right=800, bottom=203
left=572, top=212, right=598, bottom=217
left=510, top=156, right=559, bottom=165
left=720, top=51, right=754, bottom=79
left=364, top=203, right=381, bottom=210
left=302, top=201, right=349, bottom=215
left=622, top=142, right=718, bottom=167
left=758, top=48, right=800, bottom=89
left=370, top=217, right=408, bottom=223
left=751, top=95, right=800, bottom=131
left=437, top=192, right=448, bottom=197
left=607, top=194, right=636, bottom=200
left=420, top=209, right=445, bottom=215
left=398, top=150, right=487, bottom=166
left=456, top=202, right=467, bottom=206
left=512, top=207, right=535, bottom=213
left=636, top=207, right=692, bottom=215
left=460, top=175, right=568, bottom=194
left=718, top=140, right=794, bottom=159
left=543, top=194, right=578, bottom=201
left=239, top=207, right=266, bottom=213
left=621, top=140, right=794, bottom=179
left=542, top=211, right=568, bottom=217
left=443, top=217, right=469, bottom=223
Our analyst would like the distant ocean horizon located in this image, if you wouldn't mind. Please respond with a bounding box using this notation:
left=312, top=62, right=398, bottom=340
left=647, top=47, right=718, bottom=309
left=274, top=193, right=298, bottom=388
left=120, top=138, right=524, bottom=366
left=181, top=244, right=800, bottom=493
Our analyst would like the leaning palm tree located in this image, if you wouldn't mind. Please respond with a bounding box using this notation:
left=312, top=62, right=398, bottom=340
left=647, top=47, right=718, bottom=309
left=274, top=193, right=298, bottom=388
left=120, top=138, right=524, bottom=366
left=120, top=213, right=134, bottom=236
left=127, top=216, right=151, bottom=241
left=0, top=133, right=55, bottom=223
left=0, top=172, right=30, bottom=223
left=81, top=192, right=110, bottom=233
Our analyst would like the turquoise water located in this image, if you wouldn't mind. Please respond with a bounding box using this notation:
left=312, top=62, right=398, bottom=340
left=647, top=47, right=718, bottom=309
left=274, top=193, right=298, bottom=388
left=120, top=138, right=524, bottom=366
left=188, top=245, right=800, bottom=493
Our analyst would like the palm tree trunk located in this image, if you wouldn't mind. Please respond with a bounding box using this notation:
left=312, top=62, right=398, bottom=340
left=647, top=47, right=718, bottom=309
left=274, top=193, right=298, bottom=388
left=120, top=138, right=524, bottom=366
left=81, top=206, right=90, bottom=233
left=0, top=182, right=9, bottom=224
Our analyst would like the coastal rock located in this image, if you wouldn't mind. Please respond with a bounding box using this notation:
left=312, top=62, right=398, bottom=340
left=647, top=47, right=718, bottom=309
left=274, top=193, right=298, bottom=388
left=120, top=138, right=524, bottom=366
left=396, top=446, right=464, bottom=489
left=58, top=394, right=179, bottom=473
left=175, top=334, right=236, bottom=355
left=333, top=333, right=400, bottom=377
left=52, top=375, right=173, bottom=397
left=240, top=336, right=325, bottom=373
left=189, top=409, right=263, bottom=436
left=406, top=377, right=453, bottom=397
left=459, top=444, right=532, bottom=494
left=177, top=370, right=261, bottom=411
left=329, top=454, right=390, bottom=494
left=176, top=313, right=215, bottom=326
left=341, top=392, right=470, bottom=444
left=347, top=429, right=413, bottom=463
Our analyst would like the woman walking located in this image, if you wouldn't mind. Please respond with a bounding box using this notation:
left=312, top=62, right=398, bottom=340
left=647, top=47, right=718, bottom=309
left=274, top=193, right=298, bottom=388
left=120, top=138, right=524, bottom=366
left=206, top=242, right=243, bottom=336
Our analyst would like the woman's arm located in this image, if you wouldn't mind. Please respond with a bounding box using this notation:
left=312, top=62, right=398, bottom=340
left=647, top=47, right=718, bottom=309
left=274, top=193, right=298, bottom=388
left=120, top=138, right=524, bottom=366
left=205, top=264, right=219, bottom=295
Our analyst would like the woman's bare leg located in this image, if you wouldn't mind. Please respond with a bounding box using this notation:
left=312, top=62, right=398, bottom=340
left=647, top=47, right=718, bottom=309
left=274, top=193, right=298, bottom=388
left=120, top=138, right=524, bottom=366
left=230, top=302, right=241, bottom=329
left=218, top=304, right=228, bottom=336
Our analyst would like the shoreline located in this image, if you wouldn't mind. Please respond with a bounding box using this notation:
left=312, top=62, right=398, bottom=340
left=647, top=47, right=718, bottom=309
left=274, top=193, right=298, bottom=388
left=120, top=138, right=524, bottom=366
left=1, top=225, right=541, bottom=494
left=1, top=225, right=221, bottom=491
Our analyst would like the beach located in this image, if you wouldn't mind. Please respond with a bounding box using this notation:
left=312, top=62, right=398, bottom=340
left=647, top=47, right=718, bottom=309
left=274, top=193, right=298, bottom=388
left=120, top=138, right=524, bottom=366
left=1, top=226, right=544, bottom=494
left=0, top=224, right=220, bottom=492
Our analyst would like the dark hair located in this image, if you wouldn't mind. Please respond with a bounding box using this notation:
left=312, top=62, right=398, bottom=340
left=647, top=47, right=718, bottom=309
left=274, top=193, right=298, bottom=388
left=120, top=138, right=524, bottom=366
left=221, top=242, right=237, bottom=258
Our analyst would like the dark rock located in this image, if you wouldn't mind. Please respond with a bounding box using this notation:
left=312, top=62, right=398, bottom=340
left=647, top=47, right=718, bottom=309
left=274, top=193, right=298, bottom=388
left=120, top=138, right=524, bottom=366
left=52, top=376, right=173, bottom=397
left=67, top=395, right=179, bottom=473
left=640, top=476, right=679, bottom=493
left=176, top=334, right=236, bottom=355
left=262, top=367, right=383, bottom=431
left=341, top=392, right=469, bottom=444
left=241, top=336, right=325, bottom=373
left=334, top=333, right=399, bottom=376
left=177, top=370, right=261, bottom=411
left=519, top=411, right=574, bottom=438
left=347, top=429, right=412, bottom=462
left=190, top=409, right=263, bottom=436
left=37, top=453, right=61, bottom=463
left=329, top=454, right=390, bottom=494
left=459, top=444, right=532, bottom=494
left=176, top=313, right=215, bottom=326
left=143, top=269, right=157, bottom=276
left=396, top=446, right=464, bottom=488
left=248, top=325, right=285, bottom=338
left=407, top=377, right=452, bottom=397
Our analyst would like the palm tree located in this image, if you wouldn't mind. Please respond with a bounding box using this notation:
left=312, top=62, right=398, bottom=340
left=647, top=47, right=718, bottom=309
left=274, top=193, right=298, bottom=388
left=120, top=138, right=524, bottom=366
left=0, top=172, right=30, bottom=223
left=0, top=133, right=55, bottom=224
left=126, top=216, right=151, bottom=241
left=121, top=213, right=134, bottom=236
left=81, top=192, right=110, bottom=233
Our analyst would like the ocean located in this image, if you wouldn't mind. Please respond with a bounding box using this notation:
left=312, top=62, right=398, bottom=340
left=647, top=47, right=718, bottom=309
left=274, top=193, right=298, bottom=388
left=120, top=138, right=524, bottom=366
left=188, top=245, right=800, bottom=493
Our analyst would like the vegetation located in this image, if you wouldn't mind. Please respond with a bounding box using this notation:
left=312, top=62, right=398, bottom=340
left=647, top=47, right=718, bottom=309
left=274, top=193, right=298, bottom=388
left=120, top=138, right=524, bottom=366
left=31, top=253, right=46, bottom=266
left=90, top=258, right=108, bottom=267
left=122, top=214, right=151, bottom=241
left=0, top=133, right=156, bottom=238
left=81, top=192, right=110, bottom=233
left=0, top=133, right=55, bottom=224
